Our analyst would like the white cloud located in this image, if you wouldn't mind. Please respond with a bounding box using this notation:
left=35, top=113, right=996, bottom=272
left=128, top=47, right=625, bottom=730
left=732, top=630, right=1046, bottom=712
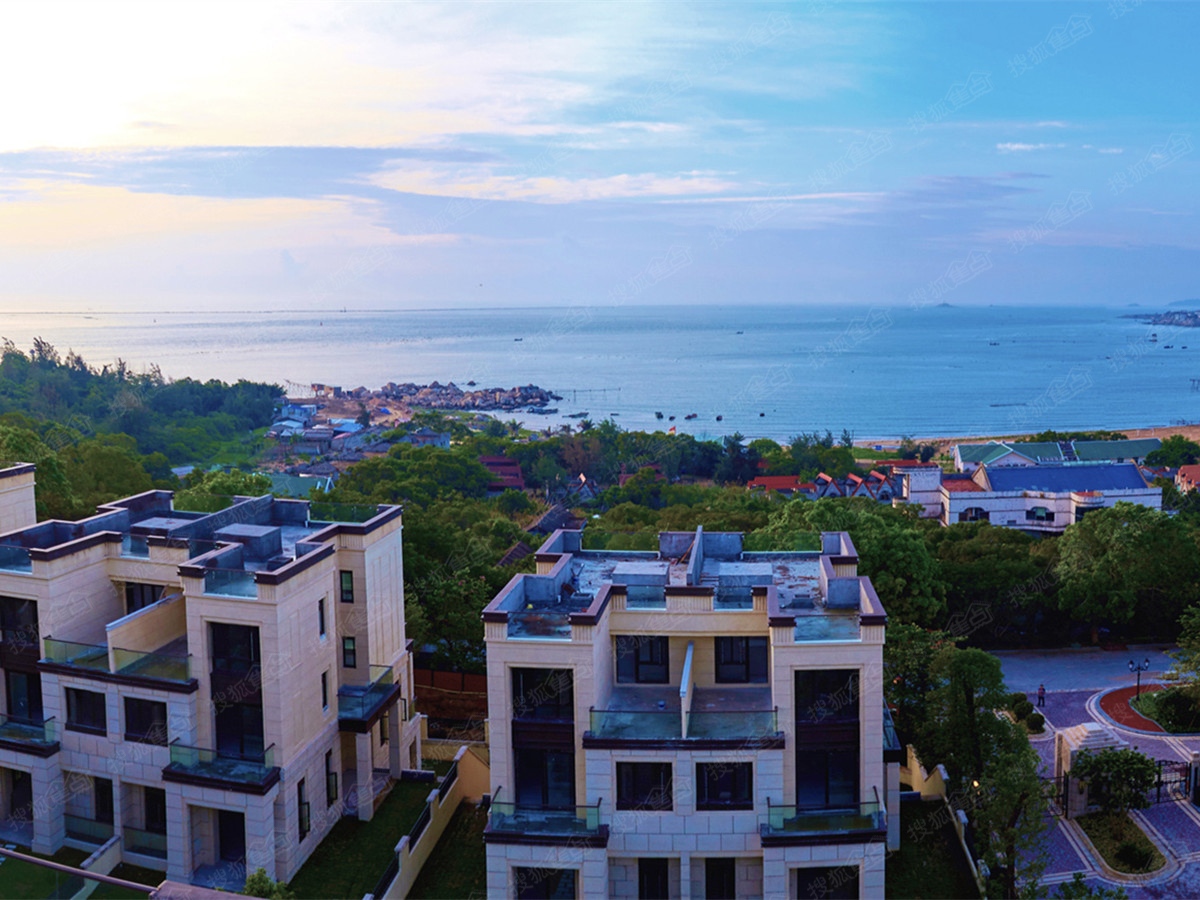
left=995, top=142, right=1068, bottom=153
left=1098, top=147, right=1124, bottom=154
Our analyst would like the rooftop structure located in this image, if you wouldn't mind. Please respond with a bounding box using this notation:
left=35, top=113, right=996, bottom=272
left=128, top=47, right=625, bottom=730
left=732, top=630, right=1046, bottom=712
left=954, top=438, right=1160, bottom=473
left=481, top=526, right=897, bottom=898
left=0, top=463, right=419, bottom=890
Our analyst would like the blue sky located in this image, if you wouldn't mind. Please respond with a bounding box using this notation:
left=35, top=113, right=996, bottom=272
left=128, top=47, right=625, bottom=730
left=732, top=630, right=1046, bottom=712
left=0, top=1, right=1196, bottom=311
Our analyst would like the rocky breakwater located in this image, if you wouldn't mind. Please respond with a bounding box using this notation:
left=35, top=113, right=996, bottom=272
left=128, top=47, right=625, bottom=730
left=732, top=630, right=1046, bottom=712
left=381, top=381, right=560, bottom=411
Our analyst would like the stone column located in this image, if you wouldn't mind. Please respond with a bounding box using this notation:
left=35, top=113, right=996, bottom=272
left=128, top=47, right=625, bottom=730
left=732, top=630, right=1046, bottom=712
left=31, top=760, right=65, bottom=855
left=356, top=732, right=374, bottom=821
left=388, top=705, right=402, bottom=777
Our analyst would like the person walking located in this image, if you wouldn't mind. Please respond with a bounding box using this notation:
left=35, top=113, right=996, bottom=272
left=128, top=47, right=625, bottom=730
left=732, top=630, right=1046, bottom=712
left=1037, top=684, right=1046, bottom=708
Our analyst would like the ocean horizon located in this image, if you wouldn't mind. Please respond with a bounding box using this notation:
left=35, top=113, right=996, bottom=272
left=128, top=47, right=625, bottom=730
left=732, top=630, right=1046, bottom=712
left=2, top=303, right=1196, bottom=443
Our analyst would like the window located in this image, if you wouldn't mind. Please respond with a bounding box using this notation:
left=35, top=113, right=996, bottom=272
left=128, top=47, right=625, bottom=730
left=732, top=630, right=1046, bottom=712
left=515, top=748, right=575, bottom=809
left=321, top=672, right=329, bottom=710
left=714, top=637, right=768, bottom=683
left=340, top=571, right=354, bottom=603
left=144, top=787, right=167, bottom=835
left=325, top=750, right=338, bottom=806
left=342, top=637, right=357, bottom=669
left=379, top=712, right=389, bottom=746
left=65, top=688, right=106, bottom=735
left=94, top=777, right=113, bottom=824
left=616, top=762, right=672, bottom=811
left=318, top=598, right=326, bottom=637
left=958, top=506, right=990, bottom=523
left=705, top=858, right=736, bottom=900
left=615, top=635, right=669, bottom=684
left=124, top=697, right=168, bottom=745
left=125, top=583, right=161, bottom=615
left=795, top=865, right=859, bottom=899
left=0, top=596, right=38, bottom=651
left=637, top=858, right=670, bottom=900
left=515, top=868, right=577, bottom=900
left=209, top=623, right=260, bottom=673
left=298, top=779, right=310, bottom=840
left=696, top=762, right=753, bottom=810
left=795, top=670, right=860, bottom=725
left=796, top=747, right=859, bottom=810
left=511, top=668, right=573, bottom=720
left=1026, top=506, right=1054, bottom=522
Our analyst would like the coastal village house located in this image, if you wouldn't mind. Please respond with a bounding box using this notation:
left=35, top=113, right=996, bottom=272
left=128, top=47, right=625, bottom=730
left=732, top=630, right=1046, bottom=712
left=481, top=526, right=899, bottom=899
left=0, top=463, right=419, bottom=889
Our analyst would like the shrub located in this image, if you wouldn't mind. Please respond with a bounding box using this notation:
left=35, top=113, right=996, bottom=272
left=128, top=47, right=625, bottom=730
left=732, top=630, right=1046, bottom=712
left=1008, top=691, right=1029, bottom=710
left=1026, top=712, right=1045, bottom=733
left=1014, top=699, right=1035, bottom=721
left=1115, top=840, right=1154, bottom=871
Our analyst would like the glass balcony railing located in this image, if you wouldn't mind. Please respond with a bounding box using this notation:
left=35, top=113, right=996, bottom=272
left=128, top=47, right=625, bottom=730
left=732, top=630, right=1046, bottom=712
left=0, top=544, right=32, bottom=572
left=204, top=568, right=257, bottom=597
left=0, top=714, right=57, bottom=746
left=337, top=665, right=395, bottom=720
left=507, top=609, right=571, bottom=640
left=762, top=795, right=885, bottom=838
left=589, top=708, right=682, bottom=740
left=122, top=825, right=167, bottom=858
left=42, top=638, right=109, bottom=671
left=687, top=708, right=778, bottom=740
left=166, top=741, right=276, bottom=785
left=120, top=534, right=150, bottom=558
left=714, top=586, right=753, bottom=610
left=488, top=798, right=603, bottom=836
left=112, top=647, right=191, bottom=683
left=65, top=815, right=114, bottom=844
left=883, top=705, right=901, bottom=757
left=794, top=612, right=861, bottom=642
left=624, top=585, right=666, bottom=609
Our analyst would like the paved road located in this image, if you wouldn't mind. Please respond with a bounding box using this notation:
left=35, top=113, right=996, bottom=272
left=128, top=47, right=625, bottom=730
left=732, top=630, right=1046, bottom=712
left=994, top=644, right=1177, bottom=693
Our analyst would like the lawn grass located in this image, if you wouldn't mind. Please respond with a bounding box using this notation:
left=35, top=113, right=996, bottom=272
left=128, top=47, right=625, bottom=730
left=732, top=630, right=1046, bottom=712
left=0, top=846, right=90, bottom=899
left=1077, top=811, right=1165, bottom=874
left=885, top=799, right=980, bottom=899
left=88, top=863, right=165, bottom=899
left=407, top=802, right=487, bottom=899
left=288, top=780, right=434, bottom=900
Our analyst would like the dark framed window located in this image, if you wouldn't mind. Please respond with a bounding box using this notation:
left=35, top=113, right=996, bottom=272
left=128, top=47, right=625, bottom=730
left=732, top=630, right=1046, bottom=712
left=697, top=762, right=753, bottom=810
left=65, top=688, right=106, bottom=735
left=511, top=668, right=573, bottom=720
left=958, top=506, right=990, bottom=522
left=1026, top=506, right=1054, bottom=522
left=125, top=583, right=161, bottom=615
left=209, top=623, right=260, bottom=673
left=325, top=750, right=338, bottom=806
left=515, top=867, right=577, bottom=900
left=298, top=778, right=310, bottom=840
left=714, top=636, right=768, bottom=683
left=705, top=858, right=736, bottom=900
left=318, top=598, right=326, bottom=637
left=124, top=697, right=168, bottom=745
left=515, top=748, right=575, bottom=809
left=796, top=746, right=859, bottom=810
left=340, top=571, right=355, bottom=603
left=321, top=672, right=329, bottom=710
left=796, top=865, right=859, bottom=899
left=615, top=635, right=669, bottom=684
left=795, top=670, right=860, bottom=725
left=379, top=711, right=389, bottom=746
left=0, top=595, right=38, bottom=652
left=144, top=787, right=167, bottom=835
left=638, top=858, right=670, bottom=900
left=616, top=762, right=672, bottom=811
left=342, top=637, right=357, bottom=668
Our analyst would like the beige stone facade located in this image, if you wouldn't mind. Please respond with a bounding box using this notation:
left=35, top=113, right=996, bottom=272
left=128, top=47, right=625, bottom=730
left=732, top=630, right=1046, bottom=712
left=0, top=464, right=418, bottom=888
left=482, top=527, right=898, bottom=899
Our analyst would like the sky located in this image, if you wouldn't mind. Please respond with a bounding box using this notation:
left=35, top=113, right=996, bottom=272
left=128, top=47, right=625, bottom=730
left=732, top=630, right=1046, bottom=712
left=0, top=0, right=1196, bottom=312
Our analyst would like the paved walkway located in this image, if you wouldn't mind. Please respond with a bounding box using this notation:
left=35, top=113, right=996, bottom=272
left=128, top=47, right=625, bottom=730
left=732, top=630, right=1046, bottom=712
left=1002, top=646, right=1200, bottom=898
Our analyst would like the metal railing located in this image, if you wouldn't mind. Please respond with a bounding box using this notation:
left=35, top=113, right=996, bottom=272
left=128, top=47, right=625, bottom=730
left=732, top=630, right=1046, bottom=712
left=0, top=714, right=56, bottom=745
left=438, top=760, right=459, bottom=802
left=122, top=825, right=167, bottom=858
left=42, top=638, right=109, bottom=671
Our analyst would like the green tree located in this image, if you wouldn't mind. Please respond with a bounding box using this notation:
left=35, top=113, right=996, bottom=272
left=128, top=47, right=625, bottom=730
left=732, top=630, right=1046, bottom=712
left=243, top=867, right=295, bottom=899
left=58, top=435, right=155, bottom=518
left=1072, top=748, right=1157, bottom=815
left=1146, top=434, right=1200, bottom=467
left=976, top=718, right=1049, bottom=899
left=1054, top=503, right=1200, bottom=642
left=0, top=424, right=75, bottom=518
left=882, top=622, right=959, bottom=742
left=922, top=647, right=1009, bottom=787
left=177, top=469, right=272, bottom=509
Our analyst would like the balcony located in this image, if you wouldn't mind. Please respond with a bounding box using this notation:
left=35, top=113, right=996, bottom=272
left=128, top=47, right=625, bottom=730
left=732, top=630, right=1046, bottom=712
left=338, top=665, right=399, bottom=731
left=123, top=825, right=167, bottom=859
left=65, top=815, right=115, bottom=845
left=0, top=714, right=58, bottom=755
left=760, top=791, right=886, bottom=845
left=507, top=609, right=571, bottom=640
left=589, top=708, right=682, bottom=741
left=0, top=544, right=32, bottom=572
left=204, top=568, right=257, bottom=597
left=111, top=646, right=191, bottom=684
left=484, top=793, right=608, bottom=847
left=163, top=741, right=280, bottom=794
left=120, top=534, right=150, bottom=558
left=585, top=686, right=782, bottom=747
left=42, top=638, right=109, bottom=672
left=794, top=611, right=861, bottom=642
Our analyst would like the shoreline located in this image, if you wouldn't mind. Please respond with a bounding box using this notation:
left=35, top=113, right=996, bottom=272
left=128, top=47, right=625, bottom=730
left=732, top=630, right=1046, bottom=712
left=854, top=422, right=1199, bottom=452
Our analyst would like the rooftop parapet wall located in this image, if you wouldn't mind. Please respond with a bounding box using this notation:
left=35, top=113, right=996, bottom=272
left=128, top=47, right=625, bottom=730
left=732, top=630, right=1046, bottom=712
left=0, top=463, right=37, bottom=535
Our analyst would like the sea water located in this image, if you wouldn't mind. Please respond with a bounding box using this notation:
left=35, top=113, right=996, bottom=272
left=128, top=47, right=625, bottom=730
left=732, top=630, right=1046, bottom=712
left=1, top=304, right=1194, bottom=441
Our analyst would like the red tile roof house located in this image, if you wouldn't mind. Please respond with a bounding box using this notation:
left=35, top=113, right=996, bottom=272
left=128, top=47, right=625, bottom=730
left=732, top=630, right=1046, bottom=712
left=1177, top=464, right=1200, bottom=492
left=479, top=456, right=526, bottom=494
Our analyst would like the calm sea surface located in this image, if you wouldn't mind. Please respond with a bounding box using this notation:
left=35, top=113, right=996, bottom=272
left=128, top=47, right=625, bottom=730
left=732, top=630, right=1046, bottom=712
left=2, top=305, right=1195, bottom=441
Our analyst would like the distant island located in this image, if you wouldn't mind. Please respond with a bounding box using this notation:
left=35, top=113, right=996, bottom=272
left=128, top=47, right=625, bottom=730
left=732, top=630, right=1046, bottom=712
left=1125, top=310, right=1200, bottom=327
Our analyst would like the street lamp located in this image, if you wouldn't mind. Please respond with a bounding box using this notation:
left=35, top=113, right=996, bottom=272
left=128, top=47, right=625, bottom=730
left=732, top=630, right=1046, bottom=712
left=1129, top=658, right=1151, bottom=698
